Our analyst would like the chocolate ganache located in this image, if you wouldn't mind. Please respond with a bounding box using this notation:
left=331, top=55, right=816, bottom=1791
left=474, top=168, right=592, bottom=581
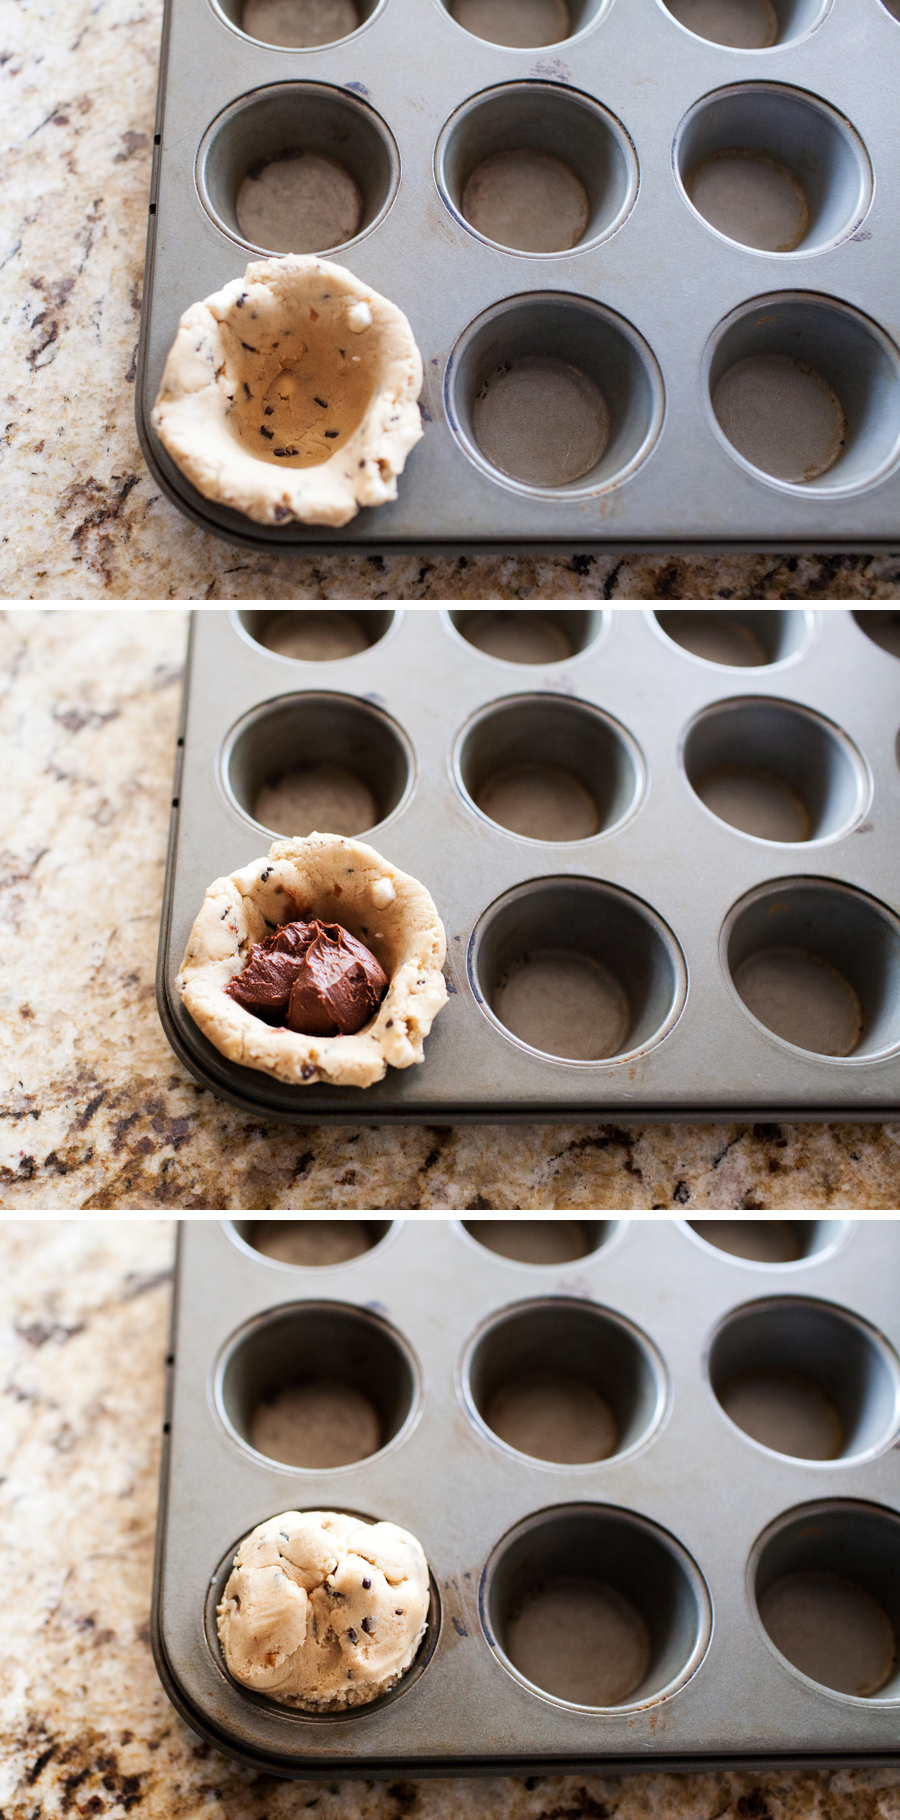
left=226, top=919, right=388, bottom=1037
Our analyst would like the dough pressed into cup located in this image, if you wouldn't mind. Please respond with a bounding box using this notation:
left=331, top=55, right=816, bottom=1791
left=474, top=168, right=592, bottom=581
left=217, top=1509, right=430, bottom=1709
left=151, top=255, right=423, bottom=527
left=177, top=832, right=448, bottom=1087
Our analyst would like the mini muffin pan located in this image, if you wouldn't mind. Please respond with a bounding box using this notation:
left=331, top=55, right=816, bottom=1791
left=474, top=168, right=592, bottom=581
left=134, top=0, right=900, bottom=551
left=156, top=605, right=900, bottom=1122
left=151, top=1216, right=900, bottom=1777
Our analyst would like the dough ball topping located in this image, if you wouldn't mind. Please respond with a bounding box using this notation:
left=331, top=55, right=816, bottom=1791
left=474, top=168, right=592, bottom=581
left=217, top=1510, right=430, bottom=1709
left=226, top=917, right=388, bottom=1035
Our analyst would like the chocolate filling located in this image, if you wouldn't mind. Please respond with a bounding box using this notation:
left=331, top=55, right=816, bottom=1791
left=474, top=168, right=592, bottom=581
left=226, top=918, right=388, bottom=1036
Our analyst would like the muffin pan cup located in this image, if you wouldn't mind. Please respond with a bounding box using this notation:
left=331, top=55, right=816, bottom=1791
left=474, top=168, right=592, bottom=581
left=152, top=1219, right=900, bottom=1776
left=157, top=607, right=900, bottom=1121
left=136, top=0, right=900, bottom=550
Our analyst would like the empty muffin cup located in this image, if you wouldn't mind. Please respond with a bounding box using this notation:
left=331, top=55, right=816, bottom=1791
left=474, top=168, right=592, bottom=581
left=463, top=1299, right=666, bottom=1464
left=681, top=698, right=870, bottom=843
left=215, top=1301, right=419, bottom=1468
left=482, top=1505, right=711, bottom=1708
left=722, top=877, right=900, bottom=1060
left=230, top=1219, right=393, bottom=1265
left=447, top=295, right=664, bottom=496
left=750, top=1501, right=900, bottom=1700
left=853, top=610, right=900, bottom=658
left=653, top=608, right=813, bottom=668
left=453, top=695, right=643, bottom=842
left=708, top=1297, right=900, bottom=1462
left=441, top=0, right=608, bottom=49
left=460, top=1219, right=616, bottom=1265
left=686, top=1219, right=847, bottom=1265
left=435, top=85, right=637, bottom=255
left=220, top=692, right=413, bottom=838
left=215, top=0, right=380, bottom=48
left=447, top=610, right=604, bottom=666
left=469, top=877, right=686, bottom=1063
left=705, top=294, right=900, bottom=494
left=659, top=0, right=830, bottom=50
left=196, top=85, right=398, bottom=254
left=675, top=86, right=871, bottom=255
left=236, top=609, right=396, bottom=661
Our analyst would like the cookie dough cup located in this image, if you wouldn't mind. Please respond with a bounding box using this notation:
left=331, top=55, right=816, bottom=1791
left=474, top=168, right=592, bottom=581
left=217, top=1510, right=430, bottom=1710
left=151, top=256, right=423, bottom=527
left=177, top=832, right=448, bottom=1087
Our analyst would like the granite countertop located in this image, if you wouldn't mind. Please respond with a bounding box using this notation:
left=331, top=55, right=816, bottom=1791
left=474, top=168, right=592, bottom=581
left=3, top=1219, right=900, bottom=1820
left=2, top=607, right=899, bottom=1212
left=2, top=0, right=900, bottom=600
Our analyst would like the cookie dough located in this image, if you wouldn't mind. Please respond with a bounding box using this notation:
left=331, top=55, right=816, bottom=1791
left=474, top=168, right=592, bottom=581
left=177, top=831, right=448, bottom=1087
left=217, top=1510, right=430, bottom=1709
left=151, top=256, right=423, bottom=527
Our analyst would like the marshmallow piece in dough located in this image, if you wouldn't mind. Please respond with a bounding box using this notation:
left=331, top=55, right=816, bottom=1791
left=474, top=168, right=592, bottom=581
left=151, top=255, right=423, bottom=527
left=217, top=1510, right=430, bottom=1709
left=177, top=831, right=448, bottom=1088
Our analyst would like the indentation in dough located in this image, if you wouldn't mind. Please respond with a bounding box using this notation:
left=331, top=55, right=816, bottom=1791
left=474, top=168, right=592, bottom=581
left=228, top=313, right=373, bottom=470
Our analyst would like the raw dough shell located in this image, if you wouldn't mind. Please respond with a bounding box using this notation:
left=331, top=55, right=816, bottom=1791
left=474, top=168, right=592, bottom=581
left=151, top=255, right=423, bottom=527
left=177, top=832, right=448, bottom=1087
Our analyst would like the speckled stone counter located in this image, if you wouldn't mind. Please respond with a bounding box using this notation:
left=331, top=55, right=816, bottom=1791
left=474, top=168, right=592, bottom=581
left=2, top=1220, right=900, bottom=1820
left=2, top=608, right=899, bottom=1211
left=1, top=0, right=899, bottom=600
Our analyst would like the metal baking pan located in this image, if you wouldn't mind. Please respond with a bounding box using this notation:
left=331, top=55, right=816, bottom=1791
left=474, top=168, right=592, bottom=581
left=156, top=605, right=900, bottom=1123
left=151, top=1216, right=900, bottom=1778
left=134, top=0, right=900, bottom=552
